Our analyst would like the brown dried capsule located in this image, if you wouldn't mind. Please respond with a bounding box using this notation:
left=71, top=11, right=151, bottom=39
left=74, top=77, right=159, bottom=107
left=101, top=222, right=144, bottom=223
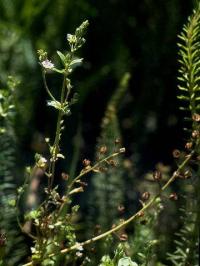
left=184, top=170, right=192, bottom=179
left=169, top=193, right=178, bottom=201
left=94, top=224, right=101, bottom=234
left=153, top=170, right=162, bottom=181
left=192, top=113, right=200, bottom=122
left=118, top=205, right=125, bottom=213
left=99, top=145, right=107, bottom=154
left=98, top=166, right=108, bottom=173
left=137, top=211, right=144, bottom=218
left=90, top=247, right=96, bottom=253
left=177, top=172, right=185, bottom=179
left=0, top=233, right=6, bottom=246
left=141, top=191, right=150, bottom=201
left=61, top=172, right=69, bottom=180
left=185, top=142, right=193, bottom=150
left=119, top=233, right=128, bottom=241
left=82, top=159, right=91, bottom=167
left=119, top=147, right=126, bottom=153
left=95, top=224, right=101, bottom=229
left=192, top=130, right=199, bottom=138
left=172, top=149, right=181, bottom=158
left=108, top=159, right=117, bottom=167
left=115, top=138, right=121, bottom=145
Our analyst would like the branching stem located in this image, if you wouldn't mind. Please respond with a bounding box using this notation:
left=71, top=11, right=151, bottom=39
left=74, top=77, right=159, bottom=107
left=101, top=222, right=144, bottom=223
left=22, top=151, right=194, bottom=266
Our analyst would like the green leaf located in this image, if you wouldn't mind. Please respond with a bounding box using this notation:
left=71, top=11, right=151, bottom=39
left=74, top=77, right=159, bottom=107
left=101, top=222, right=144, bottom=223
left=47, top=100, right=62, bottom=110
left=57, top=51, right=66, bottom=65
left=25, top=210, right=41, bottom=220
left=8, top=199, right=16, bottom=207
left=69, top=58, right=83, bottom=68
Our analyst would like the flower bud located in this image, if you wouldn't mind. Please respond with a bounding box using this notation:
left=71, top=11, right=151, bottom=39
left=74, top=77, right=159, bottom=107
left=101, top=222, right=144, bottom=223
left=37, top=157, right=48, bottom=170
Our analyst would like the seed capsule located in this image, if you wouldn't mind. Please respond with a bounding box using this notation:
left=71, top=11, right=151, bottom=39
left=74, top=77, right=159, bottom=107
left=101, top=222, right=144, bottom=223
left=0, top=233, right=6, bottom=246
left=185, top=142, right=192, bottom=150
left=61, top=172, right=69, bottom=180
left=169, top=193, right=178, bottom=201
left=119, top=147, right=126, bottom=153
left=141, top=191, right=150, bottom=201
left=108, top=159, right=117, bottom=167
left=118, top=205, right=125, bottom=213
left=115, top=138, right=121, bottom=145
left=137, top=211, right=144, bottom=217
left=119, top=233, right=128, bottom=241
left=172, top=149, right=181, bottom=158
left=99, top=145, right=107, bottom=154
left=192, top=130, right=199, bottom=138
left=82, top=159, right=91, bottom=167
left=192, top=113, right=200, bottom=122
left=153, top=170, right=162, bottom=181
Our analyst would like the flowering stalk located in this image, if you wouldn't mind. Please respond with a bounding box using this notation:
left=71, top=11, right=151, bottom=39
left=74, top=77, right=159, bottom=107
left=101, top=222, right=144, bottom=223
left=22, top=149, right=194, bottom=266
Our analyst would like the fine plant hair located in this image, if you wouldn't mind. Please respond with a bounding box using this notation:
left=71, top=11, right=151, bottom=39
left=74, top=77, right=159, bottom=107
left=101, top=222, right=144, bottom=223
left=0, top=77, right=27, bottom=265
left=1, top=4, right=199, bottom=266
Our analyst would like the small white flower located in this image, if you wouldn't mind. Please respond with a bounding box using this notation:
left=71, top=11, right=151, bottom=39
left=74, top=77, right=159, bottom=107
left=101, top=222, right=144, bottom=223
left=67, top=34, right=75, bottom=42
left=41, top=59, right=54, bottom=69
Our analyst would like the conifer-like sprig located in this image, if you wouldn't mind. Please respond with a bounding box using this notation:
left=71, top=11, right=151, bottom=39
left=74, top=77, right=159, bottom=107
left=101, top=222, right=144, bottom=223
left=177, top=3, right=200, bottom=134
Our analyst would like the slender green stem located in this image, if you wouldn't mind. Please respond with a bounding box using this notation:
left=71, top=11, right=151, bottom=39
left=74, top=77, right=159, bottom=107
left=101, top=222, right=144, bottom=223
left=161, top=151, right=194, bottom=191
left=56, top=151, right=194, bottom=255
left=67, top=151, right=123, bottom=194
left=48, top=75, right=66, bottom=189
left=57, top=151, right=124, bottom=217
left=42, top=71, right=57, bottom=102
left=22, top=150, right=193, bottom=266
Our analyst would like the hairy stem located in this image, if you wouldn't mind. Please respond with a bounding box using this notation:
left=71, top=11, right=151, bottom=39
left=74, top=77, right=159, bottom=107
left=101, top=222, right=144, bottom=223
left=48, top=75, right=66, bottom=189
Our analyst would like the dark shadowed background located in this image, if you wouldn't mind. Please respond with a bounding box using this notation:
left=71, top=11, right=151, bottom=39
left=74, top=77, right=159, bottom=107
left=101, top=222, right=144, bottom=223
left=0, top=1, right=196, bottom=265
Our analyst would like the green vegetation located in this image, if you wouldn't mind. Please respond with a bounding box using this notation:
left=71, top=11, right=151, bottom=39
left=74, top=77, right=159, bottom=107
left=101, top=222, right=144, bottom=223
left=0, top=1, right=199, bottom=266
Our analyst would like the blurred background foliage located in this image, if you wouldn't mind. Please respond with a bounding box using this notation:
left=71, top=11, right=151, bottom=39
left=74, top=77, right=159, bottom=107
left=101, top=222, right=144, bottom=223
left=0, top=0, right=194, bottom=165
left=0, top=0, right=198, bottom=265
